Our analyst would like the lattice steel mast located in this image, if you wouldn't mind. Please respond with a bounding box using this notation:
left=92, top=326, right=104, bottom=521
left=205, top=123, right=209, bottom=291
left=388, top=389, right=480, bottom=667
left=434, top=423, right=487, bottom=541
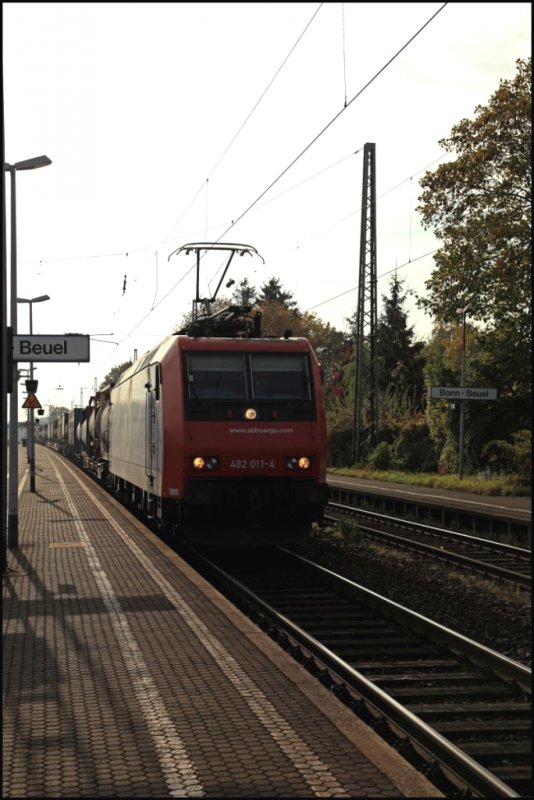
left=352, top=143, right=378, bottom=464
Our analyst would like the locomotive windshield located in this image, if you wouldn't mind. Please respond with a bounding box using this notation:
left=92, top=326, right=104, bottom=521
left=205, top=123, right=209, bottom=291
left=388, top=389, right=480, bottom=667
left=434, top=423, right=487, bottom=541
left=185, top=350, right=314, bottom=418
left=187, top=353, right=247, bottom=400
left=250, top=354, right=310, bottom=400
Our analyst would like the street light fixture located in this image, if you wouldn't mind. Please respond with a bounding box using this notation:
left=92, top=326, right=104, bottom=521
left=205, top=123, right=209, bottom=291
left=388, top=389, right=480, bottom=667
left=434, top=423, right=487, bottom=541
left=456, top=304, right=472, bottom=479
left=17, top=295, right=51, bottom=492
left=4, top=154, right=52, bottom=548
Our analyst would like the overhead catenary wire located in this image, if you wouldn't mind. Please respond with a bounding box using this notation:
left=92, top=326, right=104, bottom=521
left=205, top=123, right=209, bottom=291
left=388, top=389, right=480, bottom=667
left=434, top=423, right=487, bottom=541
left=33, top=3, right=450, bottom=382
left=270, top=152, right=448, bottom=257
left=160, top=2, right=325, bottom=245
left=308, top=248, right=439, bottom=312
left=203, top=4, right=448, bottom=298
left=21, top=149, right=362, bottom=267
left=19, top=149, right=446, bottom=268
left=19, top=2, right=326, bottom=271
left=60, top=3, right=449, bottom=360
left=341, top=2, right=348, bottom=107
left=21, top=142, right=446, bottom=384
left=52, top=149, right=364, bottom=350
left=209, top=3, right=448, bottom=245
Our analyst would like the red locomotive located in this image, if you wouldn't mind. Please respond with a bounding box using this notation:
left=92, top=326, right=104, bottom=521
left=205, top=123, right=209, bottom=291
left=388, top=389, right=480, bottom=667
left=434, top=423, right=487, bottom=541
left=51, top=244, right=329, bottom=542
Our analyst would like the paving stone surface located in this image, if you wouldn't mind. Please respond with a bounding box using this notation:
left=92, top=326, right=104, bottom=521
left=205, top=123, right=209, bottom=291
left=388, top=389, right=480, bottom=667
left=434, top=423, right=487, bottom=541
left=3, top=446, right=442, bottom=797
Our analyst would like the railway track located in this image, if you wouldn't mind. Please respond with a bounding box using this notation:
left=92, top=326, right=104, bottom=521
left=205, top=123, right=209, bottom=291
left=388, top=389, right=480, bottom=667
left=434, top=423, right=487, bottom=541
left=42, top=448, right=530, bottom=795
left=326, top=502, right=531, bottom=588
left=187, top=544, right=531, bottom=799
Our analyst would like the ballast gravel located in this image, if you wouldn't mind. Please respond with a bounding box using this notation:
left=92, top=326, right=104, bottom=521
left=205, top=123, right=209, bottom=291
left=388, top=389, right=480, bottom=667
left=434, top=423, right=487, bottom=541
left=293, top=528, right=531, bottom=668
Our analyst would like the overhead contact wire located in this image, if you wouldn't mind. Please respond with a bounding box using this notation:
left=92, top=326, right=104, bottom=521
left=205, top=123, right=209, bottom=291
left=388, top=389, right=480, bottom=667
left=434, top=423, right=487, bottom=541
left=161, top=2, right=324, bottom=244
left=213, top=3, right=448, bottom=242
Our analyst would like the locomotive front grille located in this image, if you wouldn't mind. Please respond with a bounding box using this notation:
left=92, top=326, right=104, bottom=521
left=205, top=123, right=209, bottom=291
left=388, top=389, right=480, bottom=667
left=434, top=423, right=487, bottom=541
left=185, top=477, right=328, bottom=509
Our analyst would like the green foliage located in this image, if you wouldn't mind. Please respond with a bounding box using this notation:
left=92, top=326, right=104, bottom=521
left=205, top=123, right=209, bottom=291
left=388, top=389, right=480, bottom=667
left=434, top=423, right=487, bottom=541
left=438, top=436, right=459, bottom=475
left=417, top=57, right=531, bottom=443
left=421, top=319, right=522, bottom=475
left=366, top=441, right=393, bottom=471
left=256, top=277, right=298, bottom=311
left=339, top=272, right=429, bottom=466
left=417, top=57, right=531, bottom=331
left=380, top=384, right=420, bottom=431
left=327, top=417, right=352, bottom=467
left=421, top=320, right=459, bottom=414
left=510, top=430, right=531, bottom=483
left=347, top=273, right=426, bottom=418
left=481, top=439, right=516, bottom=474
left=376, top=273, right=425, bottom=406
left=230, top=278, right=256, bottom=306
left=48, top=405, right=70, bottom=421
left=333, top=517, right=361, bottom=543
left=393, top=423, right=439, bottom=472
left=174, top=296, right=232, bottom=332
left=481, top=430, right=531, bottom=483
left=327, top=466, right=529, bottom=497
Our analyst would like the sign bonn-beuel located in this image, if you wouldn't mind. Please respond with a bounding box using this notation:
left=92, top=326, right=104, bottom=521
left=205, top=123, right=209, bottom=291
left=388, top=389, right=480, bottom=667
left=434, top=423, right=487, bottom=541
left=13, top=335, right=90, bottom=362
left=429, top=386, right=498, bottom=401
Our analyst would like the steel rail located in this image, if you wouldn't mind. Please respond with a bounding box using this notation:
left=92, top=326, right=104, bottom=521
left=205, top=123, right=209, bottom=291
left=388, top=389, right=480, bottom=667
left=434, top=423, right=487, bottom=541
left=326, top=502, right=531, bottom=586
left=191, top=545, right=529, bottom=798
left=280, top=548, right=531, bottom=690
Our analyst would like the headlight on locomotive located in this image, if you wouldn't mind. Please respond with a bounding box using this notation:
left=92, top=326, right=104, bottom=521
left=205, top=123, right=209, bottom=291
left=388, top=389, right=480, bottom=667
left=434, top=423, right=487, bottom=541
left=192, top=456, right=219, bottom=470
left=286, top=456, right=311, bottom=470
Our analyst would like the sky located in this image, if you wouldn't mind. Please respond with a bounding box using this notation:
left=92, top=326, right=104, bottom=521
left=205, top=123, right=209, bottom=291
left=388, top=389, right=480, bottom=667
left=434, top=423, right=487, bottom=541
left=4, top=2, right=531, bottom=417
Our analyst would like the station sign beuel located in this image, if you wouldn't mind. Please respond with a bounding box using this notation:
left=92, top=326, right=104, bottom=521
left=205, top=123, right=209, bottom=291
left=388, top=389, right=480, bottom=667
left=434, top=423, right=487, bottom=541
left=429, top=386, right=498, bottom=401
left=13, top=335, right=90, bottom=362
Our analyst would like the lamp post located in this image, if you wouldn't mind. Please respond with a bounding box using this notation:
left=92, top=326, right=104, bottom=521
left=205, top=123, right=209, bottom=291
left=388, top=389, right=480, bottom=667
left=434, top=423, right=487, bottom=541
left=457, top=304, right=471, bottom=480
left=5, top=155, right=52, bottom=547
left=17, top=295, right=50, bottom=492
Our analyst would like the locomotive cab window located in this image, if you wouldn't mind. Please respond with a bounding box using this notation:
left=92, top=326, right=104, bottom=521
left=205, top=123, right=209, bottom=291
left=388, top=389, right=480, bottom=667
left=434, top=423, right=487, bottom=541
left=187, top=353, right=247, bottom=400
left=250, top=354, right=311, bottom=401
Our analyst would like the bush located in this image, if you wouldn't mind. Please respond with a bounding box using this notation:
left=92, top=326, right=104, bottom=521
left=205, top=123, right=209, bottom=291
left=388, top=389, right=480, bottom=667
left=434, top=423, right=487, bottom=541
left=393, top=423, right=438, bottom=472
left=481, top=439, right=516, bottom=474
left=377, top=424, right=398, bottom=445
left=327, top=428, right=353, bottom=467
left=511, top=430, right=531, bottom=483
left=366, top=441, right=393, bottom=470
left=481, top=431, right=531, bottom=481
left=439, top=438, right=459, bottom=474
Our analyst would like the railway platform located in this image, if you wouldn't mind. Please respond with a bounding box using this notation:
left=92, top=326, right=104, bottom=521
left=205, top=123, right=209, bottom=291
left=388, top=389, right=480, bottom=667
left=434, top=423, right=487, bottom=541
left=327, top=473, right=531, bottom=544
left=3, top=445, right=441, bottom=798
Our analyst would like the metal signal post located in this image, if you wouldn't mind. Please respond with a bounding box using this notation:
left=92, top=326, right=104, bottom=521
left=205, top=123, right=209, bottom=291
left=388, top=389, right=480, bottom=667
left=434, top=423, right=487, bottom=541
left=352, top=143, right=378, bottom=465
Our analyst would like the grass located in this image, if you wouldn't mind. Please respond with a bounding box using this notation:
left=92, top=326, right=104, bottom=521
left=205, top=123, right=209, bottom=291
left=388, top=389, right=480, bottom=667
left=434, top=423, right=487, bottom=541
left=327, top=466, right=530, bottom=496
left=332, top=517, right=361, bottom=543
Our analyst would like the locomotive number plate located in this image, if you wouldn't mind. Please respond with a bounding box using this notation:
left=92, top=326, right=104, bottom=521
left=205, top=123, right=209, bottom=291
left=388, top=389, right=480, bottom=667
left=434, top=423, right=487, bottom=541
left=230, top=459, right=275, bottom=469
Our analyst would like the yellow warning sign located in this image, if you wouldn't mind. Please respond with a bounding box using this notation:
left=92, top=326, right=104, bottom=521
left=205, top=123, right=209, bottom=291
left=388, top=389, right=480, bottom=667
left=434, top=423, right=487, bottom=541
left=22, top=393, right=42, bottom=410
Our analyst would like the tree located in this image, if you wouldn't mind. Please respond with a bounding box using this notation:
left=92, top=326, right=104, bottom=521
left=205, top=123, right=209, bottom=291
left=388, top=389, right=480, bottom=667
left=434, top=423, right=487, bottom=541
left=344, top=274, right=425, bottom=454
left=256, top=277, right=298, bottom=312
left=376, top=273, right=425, bottom=408
left=99, top=361, right=133, bottom=389
left=230, top=278, right=257, bottom=306
left=47, top=405, right=70, bottom=421
left=422, top=320, right=502, bottom=474
left=174, top=296, right=232, bottom=333
left=417, top=58, right=531, bottom=461
left=417, top=57, right=531, bottom=353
